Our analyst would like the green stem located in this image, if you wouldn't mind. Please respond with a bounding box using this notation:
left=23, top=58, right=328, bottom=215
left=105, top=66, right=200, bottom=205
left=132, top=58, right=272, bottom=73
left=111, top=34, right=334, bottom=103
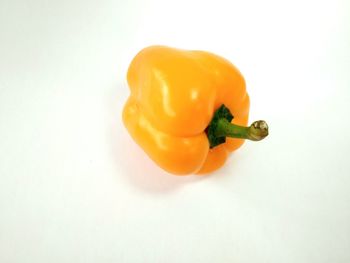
left=215, top=118, right=269, bottom=141
left=206, top=104, right=269, bottom=148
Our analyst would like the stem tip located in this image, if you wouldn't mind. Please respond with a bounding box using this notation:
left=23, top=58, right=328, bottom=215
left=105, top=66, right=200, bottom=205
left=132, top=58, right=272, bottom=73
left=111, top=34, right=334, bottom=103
left=248, top=120, right=269, bottom=141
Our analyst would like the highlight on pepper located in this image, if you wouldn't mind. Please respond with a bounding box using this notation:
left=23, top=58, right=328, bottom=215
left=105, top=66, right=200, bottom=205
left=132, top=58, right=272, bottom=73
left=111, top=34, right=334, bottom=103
left=122, top=45, right=269, bottom=175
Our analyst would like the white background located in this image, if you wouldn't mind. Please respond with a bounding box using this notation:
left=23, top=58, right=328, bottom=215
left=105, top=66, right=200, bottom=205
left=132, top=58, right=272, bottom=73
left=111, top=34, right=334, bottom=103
left=0, top=0, right=349, bottom=262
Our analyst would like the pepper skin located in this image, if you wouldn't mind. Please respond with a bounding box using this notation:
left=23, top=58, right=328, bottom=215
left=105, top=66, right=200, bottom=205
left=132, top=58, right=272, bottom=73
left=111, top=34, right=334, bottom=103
left=123, top=46, right=267, bottom=175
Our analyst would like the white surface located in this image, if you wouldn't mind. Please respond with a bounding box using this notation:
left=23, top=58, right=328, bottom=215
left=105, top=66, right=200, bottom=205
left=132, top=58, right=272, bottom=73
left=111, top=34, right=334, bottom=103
left=0, top=0, right=349, bottom=262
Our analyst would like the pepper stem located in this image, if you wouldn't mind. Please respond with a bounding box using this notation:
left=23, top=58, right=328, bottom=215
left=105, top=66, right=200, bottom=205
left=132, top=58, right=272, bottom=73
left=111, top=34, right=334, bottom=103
left=206, top=104, right=269, bottom=148
left=215, top=119, right=269, bottom=141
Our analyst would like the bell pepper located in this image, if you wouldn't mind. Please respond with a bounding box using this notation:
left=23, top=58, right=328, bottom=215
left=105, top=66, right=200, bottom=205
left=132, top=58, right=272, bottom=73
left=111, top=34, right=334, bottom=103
left=122, top=46, right=268, bottom=175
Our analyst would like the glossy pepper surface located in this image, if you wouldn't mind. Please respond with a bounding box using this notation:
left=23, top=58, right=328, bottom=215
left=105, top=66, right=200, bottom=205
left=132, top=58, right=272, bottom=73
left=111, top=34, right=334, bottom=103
left=122, top=46, right=268, bottom=175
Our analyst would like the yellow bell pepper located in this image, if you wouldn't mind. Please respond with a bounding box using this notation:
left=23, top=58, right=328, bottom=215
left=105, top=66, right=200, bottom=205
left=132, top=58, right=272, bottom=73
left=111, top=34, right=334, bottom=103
left=122, top=46, right=268, bottom=175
